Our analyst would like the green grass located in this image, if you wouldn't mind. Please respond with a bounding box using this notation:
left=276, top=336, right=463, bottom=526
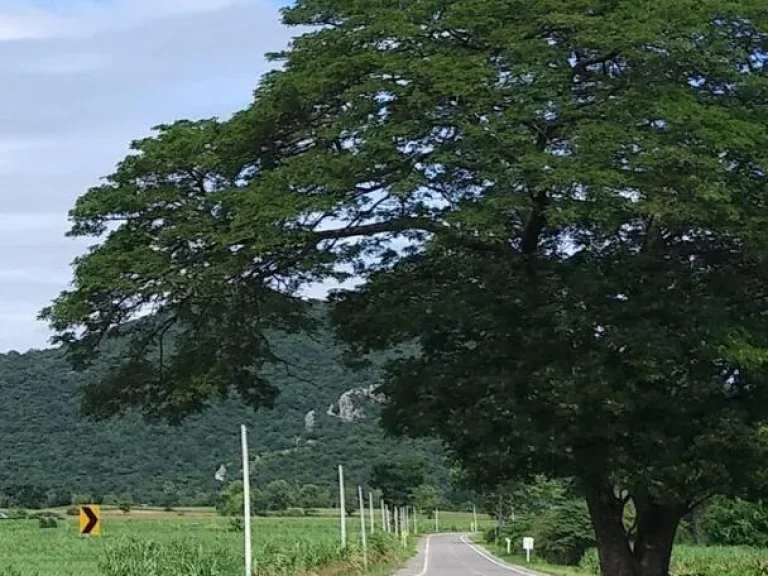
left=480, top=538, right=768, bottom=576
left=479, top=539, right=590, bottom=576
left=2, top=510, right=483, bottom=576
left=1, top=516, right=396, bottom=576
left=582, top=545, right=768, bottom=576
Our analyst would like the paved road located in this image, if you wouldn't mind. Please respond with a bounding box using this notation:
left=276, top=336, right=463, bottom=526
left=394, top=534, right=543, bottom=576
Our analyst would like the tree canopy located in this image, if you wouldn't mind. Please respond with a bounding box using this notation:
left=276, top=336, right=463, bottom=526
left=45, top=1, right=768, bottom=575
left=369, top=460, right=426, bottom=507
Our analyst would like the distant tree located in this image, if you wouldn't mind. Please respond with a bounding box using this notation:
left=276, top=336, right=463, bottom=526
left=117, top=493, right=133, bottom=514
left=71, top=493, right=92, bottom=507
left=342, top=485, right=357, bottom=516
left=161, top=481, right=178, bottom=510
left=483, top=476, right=571, bottom=523
left=216, top=481, right=244, bottom=517
left=370, top=461, right=425, bottom=507
left=264, top=480, right=296, bottom=511
left=252, top=488, right=268, bottom=516
left=298, top=484, right=330, bottom=510
left=102, top=493, right=119, bottom=506
left=411, top=485, right=440, bottom=516
left=217, top=481, right=268, bottom=517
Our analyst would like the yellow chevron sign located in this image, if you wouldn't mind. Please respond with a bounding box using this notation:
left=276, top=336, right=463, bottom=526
left=78, top=505, right=101, bottom=536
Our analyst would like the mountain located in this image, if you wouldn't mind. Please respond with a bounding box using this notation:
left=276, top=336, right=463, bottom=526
left=0, top=328, right=455, bottom=507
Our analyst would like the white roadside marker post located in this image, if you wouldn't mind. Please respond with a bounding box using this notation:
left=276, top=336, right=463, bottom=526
left=240, top=425, right=252, bottom=576
left=338, top=465, right=347, bottom=548
left=358, top=486, right=368, bottom=571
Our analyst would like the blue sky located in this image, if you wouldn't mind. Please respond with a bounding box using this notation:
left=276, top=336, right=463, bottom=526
left=0, top=0, right=295, bottom=351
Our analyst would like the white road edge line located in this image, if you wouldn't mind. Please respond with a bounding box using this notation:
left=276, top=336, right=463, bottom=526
left=459, top=535, right=543, bottom=576
left=417, top=535, right=432, bottom=576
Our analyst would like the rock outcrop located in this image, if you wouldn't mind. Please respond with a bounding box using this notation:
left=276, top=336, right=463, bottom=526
left=326, top=385, right=384, bottom=422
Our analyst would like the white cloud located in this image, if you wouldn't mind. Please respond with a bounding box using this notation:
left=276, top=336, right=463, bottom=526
left=0, top=7, right=67, bottom=40
left=0, top=0, right=294, bottom=352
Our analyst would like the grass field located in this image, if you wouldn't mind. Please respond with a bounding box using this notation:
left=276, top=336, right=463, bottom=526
left=482, top=540, right=768, bottom=576
left=582, top=545, right=768, bottom=576
left=2, top=509, right=484, bottom=576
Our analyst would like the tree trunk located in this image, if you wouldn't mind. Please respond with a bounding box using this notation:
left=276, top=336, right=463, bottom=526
left=587, top=488, right=636, bottom=576
left=691, top=505, right=706, bottom=545
left=586, top=487, right=683, bottom=576
left=633, top=497, right=680, bottom=576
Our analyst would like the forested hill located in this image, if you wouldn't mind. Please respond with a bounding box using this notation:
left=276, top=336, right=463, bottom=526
left=0, top=328, right=452, bottom=507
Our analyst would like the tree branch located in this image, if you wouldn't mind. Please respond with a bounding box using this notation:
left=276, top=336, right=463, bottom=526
left=312, top=216, right=509, bottom=254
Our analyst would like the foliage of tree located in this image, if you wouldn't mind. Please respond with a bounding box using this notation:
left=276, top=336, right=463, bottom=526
left=161, top=480, right=179, bottom=510
left=298, top=484, right=331, bottom=510
left=71, top=494, right=92, bottom=507
left=217, top=481, right=246, bottom=517
left=411, top=484, right=441, bottom=514
left=215, top=480, right=335, bottom=516
left=701, top=498, right=768, bottom=548
left=118, top=492, right=134, bottom=514
left=102, top=493, right=118, bottom=506
left=487, top=499, right=595, bottom=567
left=264, top=480, right=296, bottom=511
left=40, top=1, right=768, bottom=575
left=370, top=460, right=425, bottom=507
left=483, top=477, right=571, bottom=522
left=536, top=500, right=597, bottom=566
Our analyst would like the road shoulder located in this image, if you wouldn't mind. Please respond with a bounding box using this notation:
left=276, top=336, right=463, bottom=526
left=390, top=535, right=430, bottom=576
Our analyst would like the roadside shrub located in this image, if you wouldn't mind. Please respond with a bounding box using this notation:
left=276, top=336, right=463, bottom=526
left=701, top=498, right=768, bottom=547
left=368, top=532, right=400, bottom=559
left=580, top=548, right=600, bottom=574
left=29, top=511, right=63, bottom=520
left=66, top=507, right=78, bottom=516
left=484, top=517, right=534, bottom=547
left=536, top=500, right=595, bottom=565
left=37, top=516, right=58, bottom=529
left=486, top=500, right=593, bottom=566
left=227, top=517, right=244, bottom=532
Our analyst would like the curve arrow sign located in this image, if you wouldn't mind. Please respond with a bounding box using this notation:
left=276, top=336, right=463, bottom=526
left=79, top=505, right=101, bottom=536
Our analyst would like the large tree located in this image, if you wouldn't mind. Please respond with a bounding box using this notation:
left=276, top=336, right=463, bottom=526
left=44, top=1, right=768, bottom=575
left=370, top=460, right=426, bottom=507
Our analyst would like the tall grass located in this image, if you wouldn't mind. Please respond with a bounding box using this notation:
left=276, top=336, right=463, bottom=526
left=581, top=545, right=768, bottom=576
left=1, top=516, right=400, bottom=576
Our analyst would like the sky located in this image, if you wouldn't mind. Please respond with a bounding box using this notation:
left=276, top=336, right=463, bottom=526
left=0, top=0, right=295, bottom=352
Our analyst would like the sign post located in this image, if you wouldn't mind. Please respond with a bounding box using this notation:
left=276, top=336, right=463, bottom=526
left=505, top=537, right=512, bottom=554
left=523, top=537, right=534, bottom=563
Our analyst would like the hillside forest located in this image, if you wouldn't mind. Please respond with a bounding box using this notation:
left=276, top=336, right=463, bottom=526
left=0, top=324, right=461, bottom=509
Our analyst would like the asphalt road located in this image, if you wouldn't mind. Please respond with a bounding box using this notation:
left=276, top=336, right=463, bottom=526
left=395, top=533, right=543, bottom=576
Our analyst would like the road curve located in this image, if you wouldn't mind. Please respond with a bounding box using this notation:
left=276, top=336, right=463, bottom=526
left=394, top=533, right=545, bottom=576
